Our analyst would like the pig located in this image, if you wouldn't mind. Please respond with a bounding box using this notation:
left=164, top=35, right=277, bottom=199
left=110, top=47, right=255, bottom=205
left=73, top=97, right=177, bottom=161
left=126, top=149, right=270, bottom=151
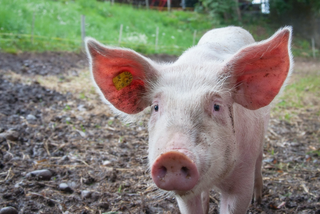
left=85, top=26, right=293, bottom=214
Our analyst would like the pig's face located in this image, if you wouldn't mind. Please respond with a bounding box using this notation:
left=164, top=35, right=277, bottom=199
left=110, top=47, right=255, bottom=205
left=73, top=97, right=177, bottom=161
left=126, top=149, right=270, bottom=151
left=147, top=64, right=237, bottom=197
left=85, top=26, right=292, bottom=213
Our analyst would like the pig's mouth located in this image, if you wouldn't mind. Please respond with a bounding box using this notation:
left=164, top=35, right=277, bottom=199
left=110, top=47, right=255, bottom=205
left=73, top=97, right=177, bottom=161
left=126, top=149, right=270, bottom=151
left=151, top=150, right=199, bottom=192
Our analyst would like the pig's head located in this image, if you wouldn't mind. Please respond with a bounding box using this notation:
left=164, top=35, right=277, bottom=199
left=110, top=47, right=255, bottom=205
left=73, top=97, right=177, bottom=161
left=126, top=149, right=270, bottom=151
left=85, top=27, right=292, bottom=200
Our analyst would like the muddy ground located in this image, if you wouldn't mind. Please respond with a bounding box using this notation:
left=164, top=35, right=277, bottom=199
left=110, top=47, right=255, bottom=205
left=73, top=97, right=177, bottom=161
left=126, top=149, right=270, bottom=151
left=0, top=52, right=319, bottom=214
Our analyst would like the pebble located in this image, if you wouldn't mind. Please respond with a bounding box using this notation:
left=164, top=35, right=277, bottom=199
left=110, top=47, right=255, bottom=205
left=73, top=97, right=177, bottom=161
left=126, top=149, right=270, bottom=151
left=77, top=105, right=86, bottom=111
left=81, top=190, right=92, bottom=199
left=102, top=160, right=112, bottom=166
left=68, top=181, right=78, bottom=189
left=3, top=153, right=13, bottom=162
left=26, top=169, right=52, bottom=181
left=91, top=192, right=101, bottom=200
left=26, top=114, right=36, bottom=121
left=0, top=207, right=18, bottom=214
left=59, top=183, right=73, bottom=193
left=0, top=129, right=19, bottom=141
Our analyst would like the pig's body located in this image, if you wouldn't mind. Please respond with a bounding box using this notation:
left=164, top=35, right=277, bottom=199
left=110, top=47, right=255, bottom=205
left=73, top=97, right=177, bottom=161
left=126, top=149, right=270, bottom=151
left=85, top=26, right=292, bottom=214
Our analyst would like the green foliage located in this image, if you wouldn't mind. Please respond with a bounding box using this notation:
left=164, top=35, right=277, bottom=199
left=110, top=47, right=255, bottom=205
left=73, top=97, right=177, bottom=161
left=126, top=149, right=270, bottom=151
left=269, top=0, right=320, bottom=14
left=64, top=104, right=71, bottom=111
left=275, top=74, right=320, bottom=110
left=196, top=0, right=239, bottom=24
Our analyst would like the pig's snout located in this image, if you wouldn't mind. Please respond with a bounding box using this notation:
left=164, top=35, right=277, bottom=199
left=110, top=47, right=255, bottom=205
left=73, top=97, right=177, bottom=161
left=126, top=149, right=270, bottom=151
left=151, top=151, right=199, bottom=191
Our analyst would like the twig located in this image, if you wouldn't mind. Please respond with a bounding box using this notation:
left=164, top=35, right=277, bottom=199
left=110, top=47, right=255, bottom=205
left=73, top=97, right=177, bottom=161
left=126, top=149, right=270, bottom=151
left=44, top=133, right=54, bottom=156
left=301, top=183, right=317, bottom=197
left=27, top=191, right=61, bottom=203
left=0, top=167, right=12, bottom=182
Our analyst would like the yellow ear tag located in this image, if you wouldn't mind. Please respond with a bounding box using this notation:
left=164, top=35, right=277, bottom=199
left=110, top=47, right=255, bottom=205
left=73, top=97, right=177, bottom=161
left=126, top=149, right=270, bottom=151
left=113, top=71, right=133, bottom=90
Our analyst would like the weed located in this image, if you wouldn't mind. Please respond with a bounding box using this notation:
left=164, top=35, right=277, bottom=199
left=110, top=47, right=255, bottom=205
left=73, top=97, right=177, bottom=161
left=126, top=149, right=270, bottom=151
left=80, top=125, right=86, bottom=132
left=64, top=105, right=71, bottom=111
left=79, top=92, right=86, bottom=100
left=118, top=136, right=124, bottom=143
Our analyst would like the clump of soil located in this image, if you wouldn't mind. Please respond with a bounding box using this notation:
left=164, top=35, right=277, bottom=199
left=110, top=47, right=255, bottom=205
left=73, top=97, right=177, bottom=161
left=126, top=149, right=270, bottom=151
left=0, top=52, right=319, bottom=214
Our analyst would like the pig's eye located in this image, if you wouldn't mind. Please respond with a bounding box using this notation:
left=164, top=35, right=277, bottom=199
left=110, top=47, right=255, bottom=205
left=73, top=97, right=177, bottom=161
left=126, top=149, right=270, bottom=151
left=214, top=104, right=220, bottom=111
left=154, top=105, right=159, bottom=112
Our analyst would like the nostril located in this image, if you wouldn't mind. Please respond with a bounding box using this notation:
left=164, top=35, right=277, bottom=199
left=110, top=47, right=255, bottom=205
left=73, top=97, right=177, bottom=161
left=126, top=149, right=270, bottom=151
left=151, top=151, right=199, bottom=191
left=158, top=166, right=167, bottom=179
left=181, top=166, right=190, bottom=178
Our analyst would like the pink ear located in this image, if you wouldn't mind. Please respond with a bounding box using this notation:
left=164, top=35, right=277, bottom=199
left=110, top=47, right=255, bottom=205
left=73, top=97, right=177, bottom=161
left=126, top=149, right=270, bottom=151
left=227, top=27, right=292, bottom=110
left=85, top=39, right=157, bottom=114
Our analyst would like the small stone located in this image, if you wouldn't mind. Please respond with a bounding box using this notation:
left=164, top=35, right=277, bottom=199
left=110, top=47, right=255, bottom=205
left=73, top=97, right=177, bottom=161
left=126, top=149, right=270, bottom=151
left=91, top=192, right=101, bottom=200
left=68, top=181, right=78, bottom=189
left=263, top=158, right=274, bottom=163
left=26, top=114, right=36, bottom=121
left=102, top=160, right=112, bottom=166
left=61, top=156, right=69, bottom=161
left=26, top=169, right=52, bottom=181
left=77, top=116, right=84, bottom=121
left=0, top=207, right=18, bottom=214
left=81, top=190, right=92, bottom=199
left=59, top=183, right=73, bottom=193
left=3, top=153, right=13, bottom=162
left=77, top=105, right=86, bottom=111
left=2, top=129, right=19, bottom=141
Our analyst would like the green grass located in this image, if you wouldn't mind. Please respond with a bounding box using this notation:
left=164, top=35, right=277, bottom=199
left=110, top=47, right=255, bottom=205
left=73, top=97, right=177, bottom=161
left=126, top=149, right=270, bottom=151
left=0, top=0, right=318, bottom=56
left=276, top=75, right=320, bottom=109
left=0, top=0, right=212, bottom=54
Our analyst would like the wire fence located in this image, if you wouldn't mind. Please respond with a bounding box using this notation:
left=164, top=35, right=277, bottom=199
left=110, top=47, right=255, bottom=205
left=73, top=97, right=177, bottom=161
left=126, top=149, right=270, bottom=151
left=0, top=33, right=189, bottom=55
left=0, top=12, right=197, bottom=55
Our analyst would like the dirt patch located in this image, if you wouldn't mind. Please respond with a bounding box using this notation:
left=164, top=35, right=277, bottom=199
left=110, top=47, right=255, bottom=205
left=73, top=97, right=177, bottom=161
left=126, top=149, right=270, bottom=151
left=0, top=52, right=319, bottom=214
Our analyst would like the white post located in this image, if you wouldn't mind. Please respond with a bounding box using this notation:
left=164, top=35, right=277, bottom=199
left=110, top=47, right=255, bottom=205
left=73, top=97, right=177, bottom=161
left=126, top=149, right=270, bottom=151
left=181, top=0, right=186, bottom=10
left=312, top=37, right=316, bottom=59
left=167, top=0, right=171, bottom=12
left=145, top=0, right=149, bottom=10
left=111, top=0, right=114, bottom=5
left=118, top=24, right=123, bottom=46
left=31, top=12, right=35, bottom=44
left=81, top=15, right=86, bottom=48
left=193, top=30, right=197, bottom=46
left=155, top=27, right=159, bottom=52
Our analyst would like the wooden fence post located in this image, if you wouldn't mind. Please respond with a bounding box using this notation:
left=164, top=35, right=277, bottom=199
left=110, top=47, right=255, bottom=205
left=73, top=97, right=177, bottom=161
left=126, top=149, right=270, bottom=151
left=155, top=27, right=159, bottom=52
left=312, top=37, right=316, bottom=59
left=118, top=24, right=123, bottom=46
left=31, top=12, right=35, bottom=44
left=193, top=30, right=197, bottom=46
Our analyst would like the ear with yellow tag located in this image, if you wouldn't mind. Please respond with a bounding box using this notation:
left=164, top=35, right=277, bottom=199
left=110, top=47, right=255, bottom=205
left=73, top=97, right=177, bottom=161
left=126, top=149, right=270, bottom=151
left=85, top=38, right=159, bottom=114
left=113, top=71, right=133, bottom=90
